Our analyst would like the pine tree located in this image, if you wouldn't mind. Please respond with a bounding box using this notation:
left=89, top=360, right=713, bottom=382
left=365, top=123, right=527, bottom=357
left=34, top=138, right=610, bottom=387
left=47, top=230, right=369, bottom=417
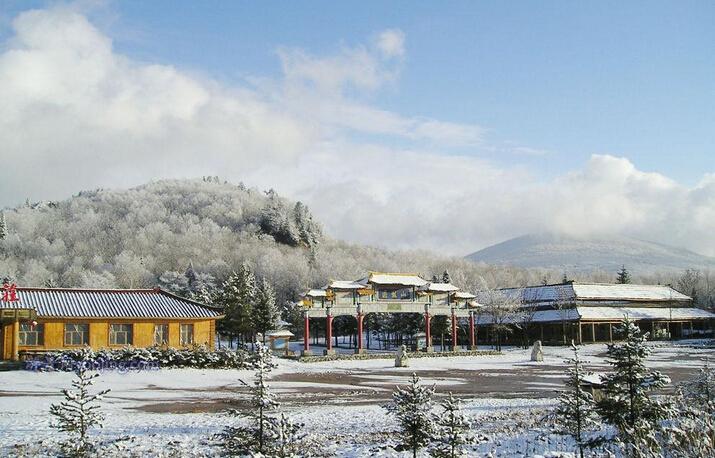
left=49, top=366, right=110, bottom=456
left=596, top=318, right=671, bottom=454
left=252, top=278, right=279, bottom=343
left=266, top=412, right=305, bottom=458
left=221, top=342, right=279, bottom=455
left=385, top=372, right=436, bottom=458
left=442, top=270, right=451, bottom=284
left=215, top=263, right=256, bottom=345
left=0, top=212, right=6, bottom=240
left=293, top=201, right=321, bottom=248
left=616, top=265, right=631, bottom=284
left=681, top=360, right=715, bottom=416
left=157, top=270, right=189, bottom=296
left=554, top=342, right=599, bottom=458
left=431, top=392, right=472, bottom=458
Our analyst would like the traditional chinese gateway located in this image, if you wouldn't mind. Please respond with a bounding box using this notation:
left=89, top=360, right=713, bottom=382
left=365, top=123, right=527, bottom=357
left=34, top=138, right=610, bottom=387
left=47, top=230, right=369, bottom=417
left=0, top=287, right=223, bottom=360
left=301, top=273, right=715, bottom=353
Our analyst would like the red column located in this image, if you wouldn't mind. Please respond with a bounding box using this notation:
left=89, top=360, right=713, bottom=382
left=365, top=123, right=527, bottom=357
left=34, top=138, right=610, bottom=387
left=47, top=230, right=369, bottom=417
left=469, top=311, right=476, bottom=350
left=326, top=314, right=333, bottom=351
left=356, top=312, right=364, bottom=353
left=451, top=312, right=458, bottom=351
left=303, top=314, right=310, bottom=352
left=425, top=311, right=431, bottom=350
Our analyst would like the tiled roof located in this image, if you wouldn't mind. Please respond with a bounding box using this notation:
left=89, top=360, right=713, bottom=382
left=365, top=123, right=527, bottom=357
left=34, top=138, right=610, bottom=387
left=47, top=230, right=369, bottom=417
left=1, top=288, right=223, bottom=319
left=367, top=272, right=428, bottom=287
left=325, top=280, right=367, bottom=290
left=421, top=282, right=460, bottom=292
left=498, top=283, right=691, bottom=304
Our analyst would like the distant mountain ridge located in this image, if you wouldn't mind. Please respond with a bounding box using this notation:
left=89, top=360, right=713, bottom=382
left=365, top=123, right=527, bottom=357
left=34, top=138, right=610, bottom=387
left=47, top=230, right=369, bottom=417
left=466, top=233, right=715, bottom=274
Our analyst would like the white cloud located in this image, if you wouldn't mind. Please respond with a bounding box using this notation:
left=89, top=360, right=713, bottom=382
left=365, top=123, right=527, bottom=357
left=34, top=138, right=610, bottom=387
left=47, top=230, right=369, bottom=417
left=1, top=6, right=715, bottom=258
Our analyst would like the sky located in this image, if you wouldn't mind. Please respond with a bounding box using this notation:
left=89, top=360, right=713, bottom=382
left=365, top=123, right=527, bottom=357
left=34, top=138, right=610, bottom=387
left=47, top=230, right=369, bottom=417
left=0, top=0, right=714, bottom=256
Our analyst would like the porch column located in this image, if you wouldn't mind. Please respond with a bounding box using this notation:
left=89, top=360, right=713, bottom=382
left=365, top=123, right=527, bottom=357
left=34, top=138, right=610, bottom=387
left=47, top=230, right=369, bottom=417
left=424, top=307, right=433, bottom=352
left=591, top=323, right=596, bottom=343
left=577, top=321, right=582, bottom=345
left=469, top=311, right=476, bottom=350
left=608, top=323, right=613, bottom=342
left=324, top=312, right=335, bottom=355
left=12, top=320, right=20, bottom=361
left=301, top=312, right=311, bottom=356
left=451, top=311, right=458, bottom=351
left=356, top=311, right=365, bottom=354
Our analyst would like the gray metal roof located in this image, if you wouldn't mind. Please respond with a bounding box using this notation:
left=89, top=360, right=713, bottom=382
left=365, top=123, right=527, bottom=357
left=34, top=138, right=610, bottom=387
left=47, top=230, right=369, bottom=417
left=1, top=288, right=223, bottom=319
left=496, top=282, right=691, bottom=305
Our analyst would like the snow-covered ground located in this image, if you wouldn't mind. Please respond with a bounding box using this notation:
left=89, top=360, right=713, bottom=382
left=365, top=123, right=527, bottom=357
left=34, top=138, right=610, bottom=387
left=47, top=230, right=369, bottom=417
left=0, top=341, right=712, bottom=457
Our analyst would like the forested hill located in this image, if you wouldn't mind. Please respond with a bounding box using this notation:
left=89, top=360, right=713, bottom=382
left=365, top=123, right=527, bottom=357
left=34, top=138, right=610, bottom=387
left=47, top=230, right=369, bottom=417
left=0, top=178, right=547, bottom=306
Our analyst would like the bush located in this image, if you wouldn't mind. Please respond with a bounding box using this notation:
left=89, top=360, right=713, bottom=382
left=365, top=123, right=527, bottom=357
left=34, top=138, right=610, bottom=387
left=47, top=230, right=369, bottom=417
left=26, top=345, right=253, bottom=371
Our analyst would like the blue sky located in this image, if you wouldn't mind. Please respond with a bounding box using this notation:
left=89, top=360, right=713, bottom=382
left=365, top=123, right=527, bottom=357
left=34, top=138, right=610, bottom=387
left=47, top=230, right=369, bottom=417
left=1, top=1, right=714, bottom=254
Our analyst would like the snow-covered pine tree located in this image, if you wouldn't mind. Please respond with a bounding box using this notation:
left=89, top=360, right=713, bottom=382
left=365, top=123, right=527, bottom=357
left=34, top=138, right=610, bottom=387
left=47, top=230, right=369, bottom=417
left=682, top=360, right=715, bottom=413
left=221, top=341, right=279, bottom=455
left=596, top=318, right=671, bottom=454
left=293, top=201, right=321, bottom=248
left=157, top=270, right=189, bottom=296
left=554, top=341, right=599, bottom=458
left=252, top=278, right=279, bottom=343
left=49, top=366, right=110, bottom=456
left=215, top=264, right=257, bottom=346
left=616, top=265, right=631, bottom=284
left=442, top=270, right=451, bottom=284
left=385, top=372, right=436, bottom=458
left=266, top=412, right=305, bottom=458
left=431, top=392, right=472, bottom=458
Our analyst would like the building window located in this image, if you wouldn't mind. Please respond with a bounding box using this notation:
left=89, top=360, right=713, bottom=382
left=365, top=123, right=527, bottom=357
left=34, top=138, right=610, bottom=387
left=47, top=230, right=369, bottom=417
left=64, top=323, right=89, bottom=346
left=154, top=324, right=169, bottom=345
left=109, top=324, right=133, bottom=345
left=19, top=323, right=44, bottom=346
left=180, top=324, right=194, bottom=346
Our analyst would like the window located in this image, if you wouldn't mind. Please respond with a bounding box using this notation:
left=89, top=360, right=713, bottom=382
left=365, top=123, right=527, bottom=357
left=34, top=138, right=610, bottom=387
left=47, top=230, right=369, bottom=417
left=180, top=324, right=194, bottom=346
left=109, top=324, right=133, bottom=345
left=154, top=324, right=169, bottom=345
left=64, top=323, right=89, bottom=346
left=19, top=323, right=44, bottom=346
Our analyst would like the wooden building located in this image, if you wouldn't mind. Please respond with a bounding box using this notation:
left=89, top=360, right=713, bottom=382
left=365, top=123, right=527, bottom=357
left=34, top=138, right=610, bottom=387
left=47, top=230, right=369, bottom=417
left=0, top=287, right=223, bottom=360
left=477, top=282, right=715, bottom=344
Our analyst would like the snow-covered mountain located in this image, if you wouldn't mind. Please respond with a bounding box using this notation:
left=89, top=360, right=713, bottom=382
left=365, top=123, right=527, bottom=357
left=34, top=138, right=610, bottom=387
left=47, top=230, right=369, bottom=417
left=466, top=233, right=715, bottom=274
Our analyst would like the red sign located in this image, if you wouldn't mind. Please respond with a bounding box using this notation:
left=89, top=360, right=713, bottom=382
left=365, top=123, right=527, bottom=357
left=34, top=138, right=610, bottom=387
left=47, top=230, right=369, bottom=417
left=2, top=283, right=19, bottom=303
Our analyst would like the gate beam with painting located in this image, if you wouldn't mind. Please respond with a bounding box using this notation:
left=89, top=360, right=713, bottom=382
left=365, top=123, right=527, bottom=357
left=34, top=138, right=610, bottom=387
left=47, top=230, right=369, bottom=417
left=300, top=272, right=481, bottom=356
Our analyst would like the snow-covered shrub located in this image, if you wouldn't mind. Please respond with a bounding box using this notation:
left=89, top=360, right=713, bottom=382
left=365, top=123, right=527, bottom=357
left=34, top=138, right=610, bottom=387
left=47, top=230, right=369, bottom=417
left=431, top=392, right=473, bottom=458
left=384, top=372, right=436, bottom=457
left=27, top=345, right=251, bottom=371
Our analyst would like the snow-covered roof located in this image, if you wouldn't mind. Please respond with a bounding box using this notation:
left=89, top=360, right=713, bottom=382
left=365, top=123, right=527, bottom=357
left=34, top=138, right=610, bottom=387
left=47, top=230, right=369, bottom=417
left=367, top=272, right=428, bottom=287
left=572, top=284, right=691, bottom=302
left=453, top=291, right=477, bottom=299
left=497, top=282, right=691, bottom=305
left=306, top=289, right=327, bottom=297
left=266, top=329, right=294, bottom=338
left=3, top=287, right=223, bottom=319
left=577, top=306, right=715, bottom=321
left=477, top=308, right=580, bottom=325
left=326, top=280, right=368, bottom=290
left=421, top=282, right=460, bottom=292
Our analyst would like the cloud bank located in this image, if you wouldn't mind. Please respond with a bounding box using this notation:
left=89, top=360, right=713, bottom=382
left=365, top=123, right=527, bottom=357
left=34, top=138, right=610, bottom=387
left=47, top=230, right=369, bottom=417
left=1, top=6, right=714, bottom=257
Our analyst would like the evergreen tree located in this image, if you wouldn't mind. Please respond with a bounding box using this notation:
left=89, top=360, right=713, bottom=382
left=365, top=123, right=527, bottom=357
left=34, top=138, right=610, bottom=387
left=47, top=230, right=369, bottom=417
left=431, top=392, right=472, bottom=458
left=562, top=273, right=569, bottom=284
left=385, top=372, right=436, bottom=458
left=49, top=366, right=110, bottom=456
left=266, top=412, right=305, bottom=458
left=681, top=360, right=715, bottom=416
left=554, top=342, right=599, bottom=458
left=221, top=342, right=279, bottom=455
left=442, top=270, right=451, bottom=284
left=0, top=212, right=6, bottom=240
left=157, top=270, right=189, bottom=296
left=616, top=265, right=631, bottom=284
left=215, top=264, right=256, bottom=345
left=293, top=201, right=321, bottom=248
left=252, top=278, right=280, bottom=343
left=596, top=318, right=671, bottom=454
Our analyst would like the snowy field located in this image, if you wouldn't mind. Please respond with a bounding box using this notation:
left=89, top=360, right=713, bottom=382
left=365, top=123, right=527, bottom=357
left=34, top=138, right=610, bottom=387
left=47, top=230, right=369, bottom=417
left=0, top=341, right=712, bottom=457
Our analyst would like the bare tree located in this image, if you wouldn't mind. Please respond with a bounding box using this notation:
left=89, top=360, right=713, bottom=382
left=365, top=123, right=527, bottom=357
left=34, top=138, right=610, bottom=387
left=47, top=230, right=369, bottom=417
left=553, top=283, right=574, bottom=345
left=478, top=281, right=523, bottom=351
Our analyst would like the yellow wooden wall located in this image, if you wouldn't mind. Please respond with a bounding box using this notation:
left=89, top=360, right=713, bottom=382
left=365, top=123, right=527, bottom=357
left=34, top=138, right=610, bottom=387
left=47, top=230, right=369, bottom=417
left=14, top=318, right=217, bottom=355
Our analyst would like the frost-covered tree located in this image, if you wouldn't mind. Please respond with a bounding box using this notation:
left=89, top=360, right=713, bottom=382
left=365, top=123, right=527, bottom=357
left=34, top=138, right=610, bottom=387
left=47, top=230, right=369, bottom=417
left=385, top=372, right=436, bottom=458
left=49, top=366, right=110, bottom=456
left=215, top=263, right=257, bottom=346
left=157, top=270, right=189, bottom=296
left=681, top=360, right=715, bottom=412
left=554, top=342, right=599, bottom=458
left=442, top=270, right=451, bottom=284
left=431, top=392, right=472, bottom=458
left=221, top=342, right=279, bottom=455
left=0, top=212, right=7, bottom=240
left=293, top=201, right=321, bottom=248
left=252, top=278, right=279, bottom=343
left=479, top=283, right=523, bottom=351
left=616, top=265, right=631, bottom=284
left=266, top=412, right=305, bottom=458
left=597, top=318, right=671, bottom=454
